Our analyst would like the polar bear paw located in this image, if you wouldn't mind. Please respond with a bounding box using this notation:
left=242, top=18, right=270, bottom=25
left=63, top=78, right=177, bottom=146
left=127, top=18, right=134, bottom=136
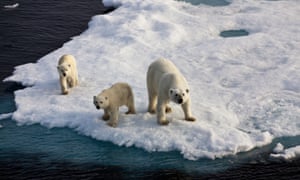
left=125, top=109, right=136, bottom=114
left=158, top=119, right=169, bottom=126
left=107, top=121, right=117, bottom=128
left=102, top=114, right=110, bottom=121
left=62, top=90, right=69, bottom=95
left=185, top=116, right=196, bottom=122
left=165, top=106, right=172, bottom=113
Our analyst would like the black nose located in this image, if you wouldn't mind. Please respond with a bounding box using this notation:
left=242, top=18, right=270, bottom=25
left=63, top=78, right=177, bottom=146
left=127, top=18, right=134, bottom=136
left=96, top=106, right=100, bottom=109
left=63, top=73, right=66, bottom=77
left=178, top=98, right=183, bottom=104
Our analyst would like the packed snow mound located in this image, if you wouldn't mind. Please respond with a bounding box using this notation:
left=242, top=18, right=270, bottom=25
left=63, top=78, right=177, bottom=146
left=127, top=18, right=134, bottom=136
left=270, top=143, right=300, bottom=161
left=4, top=0, right=300, bottom=160
left=4, top=3, right=19, bottom=9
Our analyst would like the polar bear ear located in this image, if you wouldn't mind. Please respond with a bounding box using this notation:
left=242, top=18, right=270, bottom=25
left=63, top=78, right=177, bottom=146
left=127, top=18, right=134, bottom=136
left=186, top=89, right=189, bottom=93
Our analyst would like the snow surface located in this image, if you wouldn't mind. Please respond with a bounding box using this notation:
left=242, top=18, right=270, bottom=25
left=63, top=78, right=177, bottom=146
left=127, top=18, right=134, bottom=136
left=0, top=113, right=12, bottom=128
left=270, top=143, right=300, bottom=161
left=273, top=143, right=284, bottom=154
left=0, top=113, right=12, bottom=120
left=3, top=0, right=300, bottom=160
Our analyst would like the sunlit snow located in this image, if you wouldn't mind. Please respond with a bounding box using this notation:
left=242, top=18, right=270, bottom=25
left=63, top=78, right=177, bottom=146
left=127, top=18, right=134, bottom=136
left=270, top=143, right=300, bottom=161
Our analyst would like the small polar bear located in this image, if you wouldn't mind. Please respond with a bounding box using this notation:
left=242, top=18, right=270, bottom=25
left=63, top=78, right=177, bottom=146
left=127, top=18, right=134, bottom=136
left=147, top=58, right=196, bottom=125
left=57, top=54, right=78, bottom=95
left=93, top=82, right=136, bottom=127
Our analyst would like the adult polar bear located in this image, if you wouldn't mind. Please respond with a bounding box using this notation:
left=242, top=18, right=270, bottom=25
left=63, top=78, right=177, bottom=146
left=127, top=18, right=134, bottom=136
left=147, top=58, right=196, bottom=125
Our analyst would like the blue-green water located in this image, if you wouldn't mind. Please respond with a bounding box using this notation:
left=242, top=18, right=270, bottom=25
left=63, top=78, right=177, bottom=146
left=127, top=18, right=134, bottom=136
left=1, top=91, right=299, bottom=178
left=220, top=29, right=249, bottom=38
left=179, top=0, right=230, bottom=6
left=0, top=93, right=230, bottom=174
left=1, top=0, right=299, bottom=179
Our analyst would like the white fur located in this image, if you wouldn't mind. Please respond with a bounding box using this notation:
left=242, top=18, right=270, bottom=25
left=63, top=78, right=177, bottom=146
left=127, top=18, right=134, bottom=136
left=57, top=54, right=78, bottom=95
left=93, top=82, right=136, bottom=127
left=147, top=58, right=196, bottom=125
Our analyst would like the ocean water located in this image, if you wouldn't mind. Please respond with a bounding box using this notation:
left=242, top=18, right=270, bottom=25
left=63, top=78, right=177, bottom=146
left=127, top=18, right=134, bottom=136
left=179, top=0, right=230, bottom=6
left=1, top=0, right=299, bottom=179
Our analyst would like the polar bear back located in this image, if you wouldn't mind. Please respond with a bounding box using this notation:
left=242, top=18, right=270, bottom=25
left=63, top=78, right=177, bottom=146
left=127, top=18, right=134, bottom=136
left=102, top=82, right=133, bottom=107
left=147, top=58, right=188, bottom=92
left=150, top=58, right=180, bottom=73
left=58, top=54, right=76, bottom=66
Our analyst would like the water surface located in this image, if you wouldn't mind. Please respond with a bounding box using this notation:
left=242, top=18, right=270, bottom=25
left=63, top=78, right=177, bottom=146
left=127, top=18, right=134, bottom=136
left=0, top=0, right=299, bottom=179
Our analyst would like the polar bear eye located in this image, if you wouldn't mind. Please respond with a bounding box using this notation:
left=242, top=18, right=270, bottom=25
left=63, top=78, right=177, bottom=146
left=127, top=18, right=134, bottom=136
left=182, top=93, right=185, bottom=96
left=100, top=101, right=103, bottom=104
left=186, top=89, right=189, bottom=93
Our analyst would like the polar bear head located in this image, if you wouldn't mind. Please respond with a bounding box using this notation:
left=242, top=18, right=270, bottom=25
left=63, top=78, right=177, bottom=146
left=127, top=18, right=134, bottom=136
left=169, top=88, right=189, bottom=104
left=93, top=93, right=109, bottom=110
left=57, top=63, right=72, bottom=77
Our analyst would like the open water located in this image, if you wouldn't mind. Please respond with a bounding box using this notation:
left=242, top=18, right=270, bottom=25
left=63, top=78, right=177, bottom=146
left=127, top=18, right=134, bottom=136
left=0, top=0, right=299, bottom=179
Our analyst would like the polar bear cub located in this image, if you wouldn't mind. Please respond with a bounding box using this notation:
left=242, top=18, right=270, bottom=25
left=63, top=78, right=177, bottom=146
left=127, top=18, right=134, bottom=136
left=93, top=82, right=136, bottom=127
left=57, top=54, right=78, bottom=95
left=147, top=58, right=196, bottom=125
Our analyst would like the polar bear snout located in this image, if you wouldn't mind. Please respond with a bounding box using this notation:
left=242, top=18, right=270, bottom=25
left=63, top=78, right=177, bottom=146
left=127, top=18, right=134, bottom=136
left=174, top=93, right=183, bottom=104
left=61, top=69, right=69, bottom=77
left=93, top=96, right=100, bottom=109
left=93, top=95, right=109, bottom=110
left=177, top=97, right=183, bottom=104
left=169, top=88, right=187, bottom=104
left=58, top=68, right=67, bottom=77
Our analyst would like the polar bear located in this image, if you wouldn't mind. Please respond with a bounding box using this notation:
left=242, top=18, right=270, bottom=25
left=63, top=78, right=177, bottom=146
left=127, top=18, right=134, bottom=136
left=57, top=54, right=78, bottom=95
left=147, top=58, right=196, bottom=125
left=93, top=82, right=136, bottom=127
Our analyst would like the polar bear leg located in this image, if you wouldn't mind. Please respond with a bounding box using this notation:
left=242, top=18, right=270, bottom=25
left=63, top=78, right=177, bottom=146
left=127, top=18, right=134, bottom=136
left=147, top=93, right=157, bottom=114
left=147, top=74, right=157, bottom=113
left=107, top=108, right=119, bottom=128
left=60, top=77, right=68, bottom=95
left=102, top=109, right=110, bottom=121
left=74, top=71, right=79, bottom=86
left=157, top=100, right=169, bottom=125
left=75, top=77, right=78, bottom=86
left=148, top=95, right=157, bottom=114
left=126, top=93, right=136, bottom=114
left=126, top=103, right=136, bottom=114
left=181, top=99, right=196, bottom=122
left=165, top=106, right=172, bottom=113
left=67, top=77, right=75, bottom=88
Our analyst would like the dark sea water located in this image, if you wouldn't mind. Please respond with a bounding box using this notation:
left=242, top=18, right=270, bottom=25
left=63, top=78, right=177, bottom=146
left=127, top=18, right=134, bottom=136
left=0, top=0, right=299, bottom=179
